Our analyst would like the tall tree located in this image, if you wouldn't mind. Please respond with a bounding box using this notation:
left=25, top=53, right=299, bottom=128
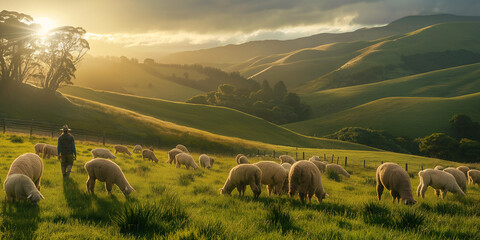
left=273, top=81, right=287, bottom=103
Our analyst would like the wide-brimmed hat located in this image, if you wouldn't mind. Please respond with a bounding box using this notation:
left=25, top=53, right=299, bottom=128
left=60, top=125, right=71, bottom=131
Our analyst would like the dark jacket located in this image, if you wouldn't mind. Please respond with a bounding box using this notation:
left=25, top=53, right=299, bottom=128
left=57, top=133, right=77, bottom=156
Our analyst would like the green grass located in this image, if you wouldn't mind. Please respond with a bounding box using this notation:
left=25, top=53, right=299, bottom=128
left=1, top=133, right=480, bottom=239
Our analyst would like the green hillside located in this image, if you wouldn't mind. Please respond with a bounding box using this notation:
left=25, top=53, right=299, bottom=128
left=285, top=93, right=480, bottom=138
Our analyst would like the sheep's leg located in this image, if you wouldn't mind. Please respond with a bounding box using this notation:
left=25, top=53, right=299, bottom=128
left=87, top=177, right=96, bottom=194
left=434, top=189, right=440, bottom=197
left=105, top=181, right=113, bottom=195
left=420, top=185, right=428, bottom=199
left=237, top=185, right=246, bottom=196
left=267, top=185, right=272, bottom=196
left=441, top=189, right=447, bottom=199
left=186, top=165, right=190, bottom=170
left=416, top=183, right=422, bottom=197
left=34, top=179, right=41, bottom=191
left=376, top=182, right=384, bottom=201
left=298, top=192, right=306, bottom=203
left=391, top=191, right=399, bottom=203
left=175, top=162, right=180, bottom=168
left=274, top=182, right=284, bottom=195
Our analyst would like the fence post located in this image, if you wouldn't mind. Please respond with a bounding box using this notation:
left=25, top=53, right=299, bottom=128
left=324, top=153, right=326, bottom=161
left=29, top=119, right=34, bottom=137
left=273, top=150, right=275, bottom=158
left=51, top=125, right=55, bottom=139
left=405, top=163, right=408, bottom=171
left=2, top=119, right=5, bottom=134
left=336, top=157, right=339, bottom=164
left=295, top=152, right=298, bottom=160
left=302, top=152, right=305, bottom=160
left=331, top=154, right=334, bottom=163
left=381, top=161, right=383, bottom=165
left=363, top=160, right=366, bottom=168
left=102, top=131, right=106, bottom=146
left=345, top=157, right=347, bottom=167
left=421, top=165, right=423, bottom=171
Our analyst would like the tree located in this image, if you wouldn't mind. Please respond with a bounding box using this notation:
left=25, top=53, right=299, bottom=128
left=449, top=114, right=480, bottom=140
left=186, top=95, right=208, bottom=104
left=419, top=133, right=459, bottom=160
left=459, top=138, right=480, bottom=162
left=36, top=26, right=89, bottom=92
left=144, top=58, right=155, bottom=65
left=273, top=81, right=287, bottom=103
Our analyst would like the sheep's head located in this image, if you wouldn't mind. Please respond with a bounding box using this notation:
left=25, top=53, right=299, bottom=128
left=27, top=192, right=44, bottom=205
left=124, top=186, right=135, bottom=197
left=219, top=188, right=228, bottom=195
left=112, top=155, right=117, bottom=160
left=316, top=192, right=328, bottom=203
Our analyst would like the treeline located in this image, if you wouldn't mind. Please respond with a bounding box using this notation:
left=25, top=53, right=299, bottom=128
left=326, top=114, right=480, bottom=163
left=186, top=80, right=311, bottom=124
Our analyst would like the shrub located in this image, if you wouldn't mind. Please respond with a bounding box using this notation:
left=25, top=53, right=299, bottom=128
left=265, top=202, right=296, bottom=233
left=9, top=136, right=23, bottom=143
left=327, top=169, right=341, bottom=182
left=178, top=173, right=195, bottom=186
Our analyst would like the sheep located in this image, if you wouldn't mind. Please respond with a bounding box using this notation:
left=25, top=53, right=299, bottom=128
left=91, top=148, right=116, bottom=160
left=34, top=143, right=46, bottom=155
left=114, top=145, right=132, bottom=156
left=167, top=148, right=183, bottom=164
left=443, top=167, right=467, bottom=194
left=133, top=145, right=142, bottom=153
left=279, top=155, right=296, bottom=165
left=175, top=153, right=199, bottom=170
left=7, top=153, right=43, bottom=190
left=219, top=164, right=262, bottom=198
left=142, top=149, right=158, bottom=163
left=199, top=154, right=215, bottom=169
left=42, top=144, right=58, bottom=159
left=235, top=154, right=249, bottom=164
left=467, top=169, right=480, bottom=185
left=417, top=169, right=465, bottom=199
left=456, top=166, right=470, bottom=178
left=176, top=144, right=189, bottom=153
left=253, top=161, right=288, bottom=195
left=309, top=156, right=320, bottom=161
left=326, top=164, right=350, bottom=178
left=289, top=161, right=327, bottom=203
left=310, top=159, right=326, bottom=173
left=376, top=163, right=416, bottom=205
left=4, top=174, right=44, bottom=205
left=281, top=163, right=292, bottom=194
left=434, top=165, right=445, bottom=171
left=84, top=158, right=135, bottom=197
left=281, top=163, right=292, bottom=172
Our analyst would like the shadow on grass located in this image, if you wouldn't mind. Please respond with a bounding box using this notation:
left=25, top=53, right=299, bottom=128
left=0, top=200, right=40, bottom=240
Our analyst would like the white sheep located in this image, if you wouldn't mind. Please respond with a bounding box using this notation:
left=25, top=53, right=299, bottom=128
left=175, top=153, right=199, bottom=170
left=443, top=167, right=467, bottom=194
left=84, top=158, right=135, bottom=197
left=281, top=163, right=292, bottom=172
left=114, top=145, right=132, bottom=156
left=4, top=174, right=44, bottom=205
left=467, top=169, right=480, bottom=185
left=417, top=169, right=465, bottom=199
left=376, top=163, right=416, bottom=205
left=199, top=154, right=215, bottom=169
left=91, top=148, right=116, bottom=160
left=310, top=159, right=326, bottom=173
left=7, top=153, right=44, bottom=190
left=42, top=144, right=58, bottom=159
left=279, top=155, right=296, bottom=165
left=142, top=149, right=158, bottom=163
left=167, top=148, right=183, bottom=164
left=34, top=143, right=46, bottom=155
left=176, top=144, right=189, bottom=153
left=434, top=165, right=445, bottom=170
left=220, top=164, right=262, bottom=198
left=456, top=166, right=470, bottom=178
left=235, top=154, right=249, bottom=164
left=309, top=156, right=320, bottom=161
left=289, top=160, right=327, bottom=203
left=326, top=164, right=350, bottom=178
left=133, top=145, right=142, bottom=153
left=253, top=161, right=288, bottom=196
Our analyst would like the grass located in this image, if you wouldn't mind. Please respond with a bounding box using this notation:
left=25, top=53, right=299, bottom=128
left=0, top=133, right=480, bottom=239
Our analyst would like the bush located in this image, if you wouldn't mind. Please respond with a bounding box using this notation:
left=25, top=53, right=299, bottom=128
left=265, top=202, right=296, bottom=233
left=8, top=135, right=23, bottom=143
left=178, top=173, right=195, bottom=186
left=327, top=169, right=341, bottom=182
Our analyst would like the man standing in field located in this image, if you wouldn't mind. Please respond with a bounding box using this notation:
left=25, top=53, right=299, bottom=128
left=57, top=125, right=77, bottom=178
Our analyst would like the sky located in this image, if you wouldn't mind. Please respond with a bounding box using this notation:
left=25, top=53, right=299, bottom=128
left=4, top=0, right=480, bottom=59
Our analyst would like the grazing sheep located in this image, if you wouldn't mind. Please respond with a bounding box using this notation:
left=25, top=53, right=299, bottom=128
left=133, top=145, right=142, bottom=153
left=281, top=163, right=292, bottom=195
left=84, top=158, right=135, bottom=197
left=34, top=143, right=46, bottom=155
left=456, top=166, right=470, bottom=178
left=281, top=163, right=292, bottom=172
left=310, top=160, right=326, bottom=173
left=167, top=148, right=183, bottom=164
left=175, top=153, right=199, bottom=170
left=434, top=165, right=445, bottom=171
left=326, top=164, right=350, bottom=178
left=253, top=161, right=288, bottom=195
left=199, top=154, right=215, bottom=169
left=289, top=160, right=327, bottom=203
left=42, top=144, right=58, bottom=159
left=235, top=154, right=249, bottom=164
left=309, top=156, right=320, bottom=161
left=220, top=164, right=262, bottom=198
left=7, top=153, right=43, bottom=190
left=376, top=163, right=416, bottom=205
left=442, top=168, right=467, bottom=194
left=176, top=144, right=189, bottom=153
left=142, top=149, right=158, bottom=163
left=417, top=169, right=465, bottom=199
left=279, top=155, right=296, bottom=165
left=467, top=169, right=480, bottom=185
left=4, top=174, right=44, bottom=205
left=114, top=145, right=132, bottom=156
left=91, top=148, right=116, bottom=160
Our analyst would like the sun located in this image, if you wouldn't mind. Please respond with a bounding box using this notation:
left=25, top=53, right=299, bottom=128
left=33, top=17, right=58, bottom=35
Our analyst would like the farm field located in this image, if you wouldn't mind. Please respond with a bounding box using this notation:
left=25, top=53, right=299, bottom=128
left=1, top=133, right=479, bottom=239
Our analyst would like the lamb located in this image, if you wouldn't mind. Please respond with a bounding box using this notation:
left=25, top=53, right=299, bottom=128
left=91, top=148, right=116, bottom=160
left=279, top=155, right=296, bottom=165
left=281, top=163, right=292, bottom=172
left=42, top=144, right=58, bottom=159
left=4, top=174, right=44, bottom=205
left=376, top=163, right=416, bottom=205
left=326, top=164, right=350, bottom=178
left=467, top=169, right=480, bottom=185
left=176, top=144, right=189, bottom=153
left=456, top=166, right=470, bottom=178
left=417, top=169, right=465, bottom=199
left=114, top=145, right=132, bottom=156
left=142, top=149, right=158, bottom=163
left=219, top=164, right=262, bottom=198
left=84, top=158, right=135, bottom=197
left=310, top=160, right=326, bottom=173
left=34, top=143, right=46, bottom=155
left=7, top=153, right=44, bottom=190
left=133, top=145, right=142, bottom=153
left=167, top=148, right=183, bottom=164
left=235, top=154, right=249, bottom=164
left=175, top=153, right=199, bottom=170
left=253, top=161, right=288, bottom=195
left=443, top=168, right=467, bottom=193
left=434, top=165, right=445, bottom=170
left=199, top=154, right=215, bottom=169
left=289, top=161, right=327, bottom=203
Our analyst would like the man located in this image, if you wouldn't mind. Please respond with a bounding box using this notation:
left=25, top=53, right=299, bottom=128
left=57, top=125, right=77, bottom=178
